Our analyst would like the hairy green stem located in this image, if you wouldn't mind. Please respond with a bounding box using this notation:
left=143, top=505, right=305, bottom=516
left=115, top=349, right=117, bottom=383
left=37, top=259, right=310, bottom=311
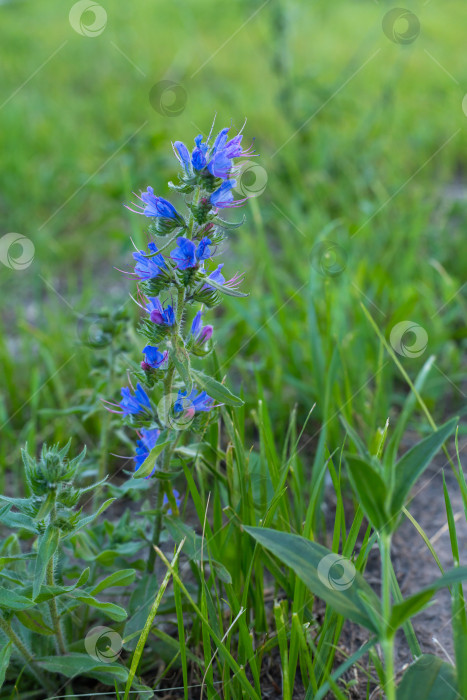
left=93, top=344, right=114, bottom=510
left=380, top=532, right=396, bottom=700
left=46, top=556, right=67, bottom=655
left=146, top=185, right=200, bottom=573
left=0, top=614, right=54, bottom=691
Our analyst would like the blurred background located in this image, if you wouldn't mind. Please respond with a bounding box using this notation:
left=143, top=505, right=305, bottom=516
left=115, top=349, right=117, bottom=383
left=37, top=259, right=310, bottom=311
left=0, top=0, right=466, bottom=477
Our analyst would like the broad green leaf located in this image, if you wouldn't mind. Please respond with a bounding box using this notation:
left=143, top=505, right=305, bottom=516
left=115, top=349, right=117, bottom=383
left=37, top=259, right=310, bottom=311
left=0, top=507, right=37, bottom=533
left=33, top=526, right=59, bottom=599
left=0, top=588, right=35, bottom=611
left=0, top=553, right=36, bottom=568
left=191, top=370, right=243, bottom=407
left=0, top=642, right=12, bottom=689
left=385, top=355, right=436, bottom=467
left=245, top=527, right=381, bottom=633
left=133, top=440, right=172, bottom=479
left=389, top=590, right=435, bottom=630
left=391, top=417, right=458, bottom=516
left=345, top=455, right=390, bottom=532
left=38, top=653, right=128, bottom=684
left=29, top=567, right=90, bottom=602
left=15, top=609, right=55, bottom=636
left=65, top=497, right=116, bottom=534
left=70, top=591, right=128, bottom=621
left=90, top=568, right=136, bottom=595
left=397, top=654, right=459, bottom=699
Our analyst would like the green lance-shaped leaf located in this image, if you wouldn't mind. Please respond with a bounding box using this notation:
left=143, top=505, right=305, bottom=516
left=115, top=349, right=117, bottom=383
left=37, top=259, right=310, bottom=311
left=15, top=609, right=55, bottom=636
left=396, top=655, right=459, bottom=700
left=0, top=588, right=36, bottom=611
left=245, top=527, right=382, bottom=634
left=133, top=439, right=172, bottom=479
left=90, top=569, right=136, bottom=595
left=345, top=455, right=391, bottom=532
left=0, top=642, right=12, bottom=690
left=191, top=369, right=244, bottom=407
left=390, top=416, right=458, bottom=516
left=65, top=497, right=116, bottom=536
left=390, top=565, right=467, bottom=632
left=69, top=590, right=128, bottom=622
left=33, top=525, right=60, bottom=599
left=38, top=653, right=128, bottom=684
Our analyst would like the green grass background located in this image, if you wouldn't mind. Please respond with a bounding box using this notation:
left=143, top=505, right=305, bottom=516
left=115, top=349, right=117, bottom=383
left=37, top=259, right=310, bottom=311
left=0, top=0, right=466, bottom=474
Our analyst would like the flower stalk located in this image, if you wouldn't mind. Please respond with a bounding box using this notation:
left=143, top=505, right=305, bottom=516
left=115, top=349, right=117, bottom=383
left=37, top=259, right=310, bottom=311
left=380, top=531, right=396, bottom=700
left=107, top=123, right=255, bottom=568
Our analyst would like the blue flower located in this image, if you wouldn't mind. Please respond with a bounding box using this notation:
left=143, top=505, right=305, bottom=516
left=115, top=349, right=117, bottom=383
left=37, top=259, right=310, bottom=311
left=163, top=488, right=181, bottom=514
left=173, top=141, right=192, bottom=175
left=211, top=127, right=230, bottom=154
left=119, top=383, right=151, bottom=416
left=190, top=311, right=213, bottom=343
left=188, top=127, right=255, bottom=181
left=142, top=345, right=168, bottom=369
left=133, top=242, right=166, bottom=280
left=174, top=389, right=214, bottom=414
left=203, top=264, right=244, bottom=292
left=146, top=297, right=175, bottom=326
left=207, top=151, right=233, bottom=179
left=210, top=180, right=237, bottom=209
left=170, top=236, right=212, bottom=270
left=134, top=427, right=160, bottom=476
left=192, top=147, right=207, bottom=171
left=139, top=187, right=181, bottom=220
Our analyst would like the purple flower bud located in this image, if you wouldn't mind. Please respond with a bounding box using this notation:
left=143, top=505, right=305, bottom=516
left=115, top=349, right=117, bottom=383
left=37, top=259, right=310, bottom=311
left=199, top=325, right=213, bottom=342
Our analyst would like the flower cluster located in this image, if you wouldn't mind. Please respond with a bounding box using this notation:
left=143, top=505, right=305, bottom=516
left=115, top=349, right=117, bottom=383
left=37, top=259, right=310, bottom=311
left=106, top=123, right=254, bottom=515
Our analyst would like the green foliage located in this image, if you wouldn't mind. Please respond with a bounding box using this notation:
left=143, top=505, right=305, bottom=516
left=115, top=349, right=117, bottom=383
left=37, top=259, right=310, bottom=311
left=1, top=0, right=466, bottom=696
